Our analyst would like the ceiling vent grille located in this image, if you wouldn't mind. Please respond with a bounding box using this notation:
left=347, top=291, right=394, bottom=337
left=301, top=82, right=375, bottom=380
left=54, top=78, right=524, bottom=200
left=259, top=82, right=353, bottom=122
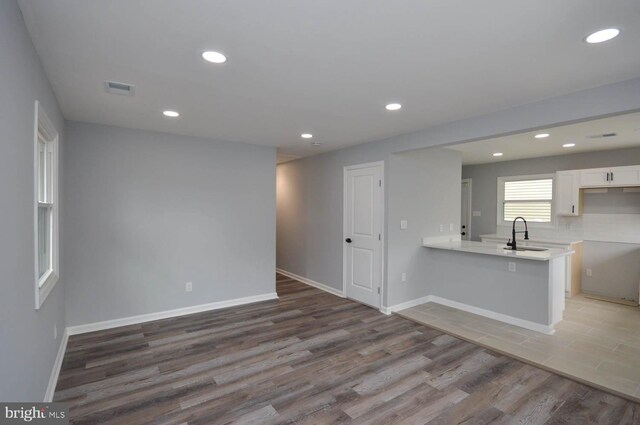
left=587, top=132, right=617, bottom=139
left=104, top=81, right=135, bottom=96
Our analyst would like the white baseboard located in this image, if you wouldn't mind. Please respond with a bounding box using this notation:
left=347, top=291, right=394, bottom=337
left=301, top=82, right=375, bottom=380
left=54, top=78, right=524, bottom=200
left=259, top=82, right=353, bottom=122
left=276, top=268, right=345, bottom=298
left=386, top=294, right=555, bottom=335
left=66, top=292, right=279, bottom=336
left=428, top=296, right=555, bottom=335
left=44, top=328, right=68, bottom=402
left=381, top=295, right=432, bottom=315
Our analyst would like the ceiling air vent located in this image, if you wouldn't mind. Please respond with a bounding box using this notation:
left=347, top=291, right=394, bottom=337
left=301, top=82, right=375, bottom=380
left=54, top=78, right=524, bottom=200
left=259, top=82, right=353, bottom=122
left=587, top=132, right=617, bottom=139
left=104, top=81, right=135, bottom=96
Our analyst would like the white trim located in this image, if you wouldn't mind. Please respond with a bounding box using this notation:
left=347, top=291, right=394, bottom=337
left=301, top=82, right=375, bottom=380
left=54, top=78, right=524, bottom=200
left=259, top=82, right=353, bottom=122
left=461, top=178, right=472, bottom=240
left=34, top=100, right=60, bottom=310
left=343, top=160, right=385, bottom=309
left=387, top=294, right=555, bottom=335
left=66, top=293, right=278, bottom=336
left=429, top=295, right=555, bottom=334
left=380, top=295, right=432, bottom=315
left=276, top=268, right=345, bottom=298
left=496, top=173, right=556, bottom=229
left=44, top=328, right=68, bottom=402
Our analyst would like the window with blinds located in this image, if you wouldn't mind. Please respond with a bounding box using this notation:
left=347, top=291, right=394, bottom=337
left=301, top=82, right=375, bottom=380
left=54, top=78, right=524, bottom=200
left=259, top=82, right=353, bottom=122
left=500, top=177, right=553, bottom=223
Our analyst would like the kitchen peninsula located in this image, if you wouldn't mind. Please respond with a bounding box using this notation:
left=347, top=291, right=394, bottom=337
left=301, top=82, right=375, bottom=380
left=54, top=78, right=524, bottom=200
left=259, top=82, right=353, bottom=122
left=422, top=238, right=573, bottom=334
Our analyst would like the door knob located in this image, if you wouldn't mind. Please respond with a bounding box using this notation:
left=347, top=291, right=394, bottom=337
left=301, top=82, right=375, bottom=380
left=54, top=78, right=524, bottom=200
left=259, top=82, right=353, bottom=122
left=461, top=232, right=466, bottom=236
left=345, top=238, right=352, bottom=243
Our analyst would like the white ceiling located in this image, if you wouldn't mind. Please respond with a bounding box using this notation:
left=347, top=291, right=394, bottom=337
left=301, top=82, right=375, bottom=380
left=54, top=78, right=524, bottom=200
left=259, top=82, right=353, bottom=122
left=449, top=111, right=640, bottom=165
left=18, top=0, right=640, bottom=158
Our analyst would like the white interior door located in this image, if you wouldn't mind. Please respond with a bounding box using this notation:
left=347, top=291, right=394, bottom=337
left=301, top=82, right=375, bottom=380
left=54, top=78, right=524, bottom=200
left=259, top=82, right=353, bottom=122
left=344, top=162, right=383, bottom=308
left=461, top=179, right=471, bottom=240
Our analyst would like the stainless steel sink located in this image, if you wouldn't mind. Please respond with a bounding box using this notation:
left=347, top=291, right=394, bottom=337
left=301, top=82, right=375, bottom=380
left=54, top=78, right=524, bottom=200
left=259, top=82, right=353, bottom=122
left=503, top=246, right=548, bottom=252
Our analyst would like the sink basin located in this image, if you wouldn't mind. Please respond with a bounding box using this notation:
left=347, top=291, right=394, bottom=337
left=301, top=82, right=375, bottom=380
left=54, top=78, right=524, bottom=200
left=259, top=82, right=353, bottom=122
left=503, top=246, right=548, bottom=252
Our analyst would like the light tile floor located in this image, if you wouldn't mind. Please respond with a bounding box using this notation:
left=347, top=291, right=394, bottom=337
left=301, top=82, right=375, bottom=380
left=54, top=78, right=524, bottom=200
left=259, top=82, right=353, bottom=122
left=397, top=294, right=640, bottom=402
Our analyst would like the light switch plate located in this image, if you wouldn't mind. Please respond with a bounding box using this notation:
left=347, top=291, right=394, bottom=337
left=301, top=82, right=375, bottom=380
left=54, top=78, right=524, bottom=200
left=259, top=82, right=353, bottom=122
left=400, top=220, right=408, bottom=230
left=401, top=272, right=407, bottom=282
left=508, top=262, right=516, bottom=272
left=185, top=281, right=193, bottom=292
left=586, top=268, right=592, bottom=277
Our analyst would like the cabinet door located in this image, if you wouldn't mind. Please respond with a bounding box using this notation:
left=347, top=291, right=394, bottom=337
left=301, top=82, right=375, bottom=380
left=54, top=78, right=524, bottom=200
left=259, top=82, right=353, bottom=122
left=579, top=168, right=610, bottom=187
left=609, top=166, right=640, bottom=186
left=556, top=171, right=580, bottom=216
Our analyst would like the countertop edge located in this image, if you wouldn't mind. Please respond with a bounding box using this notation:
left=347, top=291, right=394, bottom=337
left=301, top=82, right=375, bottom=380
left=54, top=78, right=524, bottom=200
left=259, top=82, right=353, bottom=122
left=423, top=241, right=574, bottom=261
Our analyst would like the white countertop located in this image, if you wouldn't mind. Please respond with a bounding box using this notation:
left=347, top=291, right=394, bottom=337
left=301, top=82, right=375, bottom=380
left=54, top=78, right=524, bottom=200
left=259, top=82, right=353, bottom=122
left=479, top=233, right=583, bottom=245
left=423, top=240, right=574, bottom=261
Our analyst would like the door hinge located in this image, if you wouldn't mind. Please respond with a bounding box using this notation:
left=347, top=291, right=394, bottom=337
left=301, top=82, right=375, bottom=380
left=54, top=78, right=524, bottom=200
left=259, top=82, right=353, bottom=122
left=379, top=179, right=382, bottom=187
left=378, top=233, right=381, bottom=241
left=377, top=287, right=380, bottom=294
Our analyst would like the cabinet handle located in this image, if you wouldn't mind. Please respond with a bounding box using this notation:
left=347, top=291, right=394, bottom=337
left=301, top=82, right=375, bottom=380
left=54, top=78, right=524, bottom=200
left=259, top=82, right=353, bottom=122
left=611, top=171, right=614, bottom=181
left=572, top=205, right=575, bottom=213
left=606, top=172, right=610, bottom=181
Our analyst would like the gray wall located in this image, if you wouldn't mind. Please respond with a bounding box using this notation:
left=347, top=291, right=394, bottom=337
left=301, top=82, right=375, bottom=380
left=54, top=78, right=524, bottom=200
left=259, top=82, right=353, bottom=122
left=581, top=242, right=640, bottom=301
left=276, top=77, right=640, bottom=303
left=0, top=0, right=66, bottom=401
left=64, top=122, right=276, bottom=326
left=462, top=146, right=640, bottom=240
left=425, top=251, right=554, bottom=325
left=386, top=148, right=461, bottom=306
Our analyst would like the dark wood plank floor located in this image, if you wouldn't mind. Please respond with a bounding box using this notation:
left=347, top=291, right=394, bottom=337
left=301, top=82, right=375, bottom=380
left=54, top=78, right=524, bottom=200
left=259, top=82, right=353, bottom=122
left=55, top=274, right=640, bottom=424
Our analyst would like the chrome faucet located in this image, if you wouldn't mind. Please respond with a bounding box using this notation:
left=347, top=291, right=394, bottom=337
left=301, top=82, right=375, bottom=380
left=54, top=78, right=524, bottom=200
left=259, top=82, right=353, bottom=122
left=506, top=216, right=529, bottom=250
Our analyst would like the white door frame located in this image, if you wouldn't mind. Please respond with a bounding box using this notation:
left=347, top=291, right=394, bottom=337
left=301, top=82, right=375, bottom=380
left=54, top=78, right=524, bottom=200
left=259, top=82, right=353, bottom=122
left=461, top=178, right=472, bottom=240
left=342, top=161, right=385, bottom=310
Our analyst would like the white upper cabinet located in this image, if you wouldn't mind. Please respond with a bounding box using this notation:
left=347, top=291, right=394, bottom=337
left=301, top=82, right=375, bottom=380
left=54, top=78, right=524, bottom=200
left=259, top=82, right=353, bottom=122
left=579, top=168, right=611, bottom=187
left=556, top=170, right=580, bottom=216
left=608, top=166, right=640, bottom=186
left=579, top=165, right=640, bottom=188
left=557, top=165, right=640, bottom=216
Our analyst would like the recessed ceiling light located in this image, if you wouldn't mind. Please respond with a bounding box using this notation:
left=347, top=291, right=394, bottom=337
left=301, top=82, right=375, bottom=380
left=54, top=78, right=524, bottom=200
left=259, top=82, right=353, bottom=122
left=493, top=152, right=503, bottom=157
left=202, top=51, right=227, bottom=63
left=301, top=133, right=313, bottom=139
left=385, top=103, right=402, bottom=111
left=585, top=28, right=620, bottom=44
left=534, top=133, right=550, bottom=139
left=563, top=143, right=576, bottom=148
left=163, top=110, right=180, bottom=118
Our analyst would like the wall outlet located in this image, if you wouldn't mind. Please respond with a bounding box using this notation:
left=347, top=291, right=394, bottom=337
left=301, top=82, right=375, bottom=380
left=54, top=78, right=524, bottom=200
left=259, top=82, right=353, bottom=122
left=586, top=268, right=592, bottom=277
left=400, top=220, right=408, bottom=230
left=508, top=262, right=516, bottom=272
left=54, top=324, right=57, bottom=340
left=401, top=272, right=407, bottom=282
left=473, top=211, right=481, bottom=217
left=439, top=224, right=444, bottom=232
left=185, top=281, right=193, bottom=292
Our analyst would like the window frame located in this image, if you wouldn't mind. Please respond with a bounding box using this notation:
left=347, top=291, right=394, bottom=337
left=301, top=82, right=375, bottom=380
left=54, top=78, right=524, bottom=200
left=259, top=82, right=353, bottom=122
left=496, top=173, right=556, bottom=229
left=34, top=101, right=59, bottom=310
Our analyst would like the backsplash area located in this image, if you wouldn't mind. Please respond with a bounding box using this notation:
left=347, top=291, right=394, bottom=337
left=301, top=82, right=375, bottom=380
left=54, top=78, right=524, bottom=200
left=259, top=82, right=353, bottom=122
left=497, top=188, right=640, bottom=244
left=495, top=213, right=640, bottom=244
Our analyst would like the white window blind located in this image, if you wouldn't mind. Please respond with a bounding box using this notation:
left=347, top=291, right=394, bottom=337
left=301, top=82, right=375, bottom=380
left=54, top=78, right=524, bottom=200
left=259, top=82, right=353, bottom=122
left=502, top=178, right=553, bottom=223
